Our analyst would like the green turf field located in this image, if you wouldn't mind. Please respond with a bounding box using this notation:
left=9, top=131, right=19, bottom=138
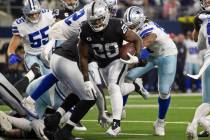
left=75, top=94, right=208, bottom=140
left=1, top=93, right=209, bottom=140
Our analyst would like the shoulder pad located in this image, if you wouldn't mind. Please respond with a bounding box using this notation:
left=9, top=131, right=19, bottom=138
left=15, top=17, right=25, bottom=25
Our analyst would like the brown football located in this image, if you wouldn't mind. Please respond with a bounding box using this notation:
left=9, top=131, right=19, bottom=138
left=119, top=43, right=136, bottom=60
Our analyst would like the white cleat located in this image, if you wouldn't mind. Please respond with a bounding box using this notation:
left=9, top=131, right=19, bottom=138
left=186, top=123, right=198, bottom=140
left=106, top=125, right=121, bottom=136
left=134, top=78, right=149, bottom=99
left=0, top=111, right=12, bottom=131
left=198, top=117, right=210, bottom=133
left=21, top=97, right=38, bottom=118
left=73, top=122, right=87, bottom=131
left=153, top=119, right=165, bottom=136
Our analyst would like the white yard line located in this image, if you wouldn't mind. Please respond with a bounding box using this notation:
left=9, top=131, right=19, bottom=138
left=105, top=93, right=201, bottom=99
left=83, top=119, right=189, bottom=124
left=88, top=132, right=153, bottom=136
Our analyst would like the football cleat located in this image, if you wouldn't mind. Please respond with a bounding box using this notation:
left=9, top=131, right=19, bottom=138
left=106, top=122, right=121, bottom=136
left=73, top=122, right=87, bottom=131
left=133, top=78, right=149, bottom=100
left=198, top=130, right=209, bottom=137
left=21, top=97, right=38, bottom=118
left=186, top=123, right=198, bottom=140
left=0, top=111, right=12, bottom=131
left=153, top=119, right=165, bottom=136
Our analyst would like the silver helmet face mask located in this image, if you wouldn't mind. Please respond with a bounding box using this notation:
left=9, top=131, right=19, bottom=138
left=123, top=6, right=146, bottom=30
left=201, top=0, right=210, bottom=11
left=60, top=0, right=79, bottom=11
left=87, top=1, right=110, bottom=32
left=22, top=0, right=41, bottom=24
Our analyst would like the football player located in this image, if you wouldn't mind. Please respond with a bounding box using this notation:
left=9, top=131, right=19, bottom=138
left=123, top=6, right=178, bottom=136
left=186, top=0, right=210, bottom=140
left=79, top=1, right=143, bottom=136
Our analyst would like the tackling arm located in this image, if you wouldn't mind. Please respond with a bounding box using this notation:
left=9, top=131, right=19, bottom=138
left=124, top=29, right=143, bottom=56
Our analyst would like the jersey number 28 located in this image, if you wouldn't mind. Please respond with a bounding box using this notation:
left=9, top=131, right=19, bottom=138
left=28, top=26, right=49, bottom=48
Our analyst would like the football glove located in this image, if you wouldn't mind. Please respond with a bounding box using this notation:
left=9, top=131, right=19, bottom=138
left=9, top=54, right=21, bottom=64
left=120, top=53, right=139, bottom=64
left=139, top=48, right=151, bottom=60
left=84, top=81, right=96, bottom=96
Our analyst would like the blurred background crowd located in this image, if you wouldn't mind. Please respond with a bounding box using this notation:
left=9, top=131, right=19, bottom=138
left=0, top=0, right=203, bottom=93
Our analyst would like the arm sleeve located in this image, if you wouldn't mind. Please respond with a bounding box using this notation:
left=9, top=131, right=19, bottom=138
left=138, top=24, right=154, bottom=39
left=194, top=15, right=203, bottom=31
left=11, top=22, right=20, bottom=36
left=197, top=25, right=207, bottom=50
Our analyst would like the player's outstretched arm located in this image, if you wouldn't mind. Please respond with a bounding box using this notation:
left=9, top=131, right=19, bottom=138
left=78, top=39, right=89, bottom=81
left=7, top=35, right=22, bottom=64
left=124, top=29, right=142, bottom=56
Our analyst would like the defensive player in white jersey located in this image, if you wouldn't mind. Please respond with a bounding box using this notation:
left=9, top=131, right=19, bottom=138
left=123, top=6, right=178, bottom=136
left=7, top=0, right=56, bottom=75
left=186, top=0, right=210, bottom=139
left=184, top=31, right=201, bottom=93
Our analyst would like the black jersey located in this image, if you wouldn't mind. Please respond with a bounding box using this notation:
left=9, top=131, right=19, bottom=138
left=194, top=10, right=210, bottom=31
left=80, top=18, right=128, bottom=68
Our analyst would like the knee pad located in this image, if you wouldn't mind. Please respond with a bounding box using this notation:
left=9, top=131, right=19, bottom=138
left=159, top=92, right=170, bottom=99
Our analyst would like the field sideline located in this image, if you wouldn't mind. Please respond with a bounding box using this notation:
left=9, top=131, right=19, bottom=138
left=1, top=93, right=209, bottom=140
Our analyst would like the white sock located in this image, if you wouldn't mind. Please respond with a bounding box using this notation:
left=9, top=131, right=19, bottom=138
left=25, top=70, right=35, bottom=82
left=108, top=84, right=123, bottom=120
left=191, top=103, right=210, bottom=129
left=26, top=96, right=35, bottom=104
left=57, top=107, right=66, bottom=116
left=120, top=83, right=135, bottom=96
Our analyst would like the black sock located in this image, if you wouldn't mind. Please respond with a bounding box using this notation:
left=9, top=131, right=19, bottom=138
left=14, top=77, right=29, bottom=93
left=70, top=100, right=96, bottom=124
left=60, top=94, right=80, bottom=112
left=112, top=119, right=121, bottom=129
left=133, top=81, right=140, bottom=92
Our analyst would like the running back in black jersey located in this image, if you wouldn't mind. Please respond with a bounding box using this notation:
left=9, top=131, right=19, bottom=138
left=80, top=18, right=128, bottom=68
left=194, top=10, right=210, bottom=31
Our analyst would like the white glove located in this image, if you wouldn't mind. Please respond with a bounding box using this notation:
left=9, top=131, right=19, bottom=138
left=120, top=53, right=139, bottom=64
left=98, top=113, right=112, bottom=128
left=84, top=81, right=96, bottom=96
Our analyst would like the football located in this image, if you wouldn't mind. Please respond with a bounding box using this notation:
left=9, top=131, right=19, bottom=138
left=119, top=43, right=136, bottom=60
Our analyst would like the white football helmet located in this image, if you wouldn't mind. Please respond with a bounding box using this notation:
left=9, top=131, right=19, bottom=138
left=87, top=1, right=110, bottom=32
left=201, top=0, right=210, bottom=11
left=22, top=0, right=41, bottom=23
left=60, top=0, right=79, bottom=11
left=123, top=6, right=146, bottom=30
left=104, top=0, right=118, bottom=16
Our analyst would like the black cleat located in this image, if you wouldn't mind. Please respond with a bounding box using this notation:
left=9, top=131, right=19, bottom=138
left=198, top=130, right=209, bottom=137
left=44, top=112, right=61, bottom=131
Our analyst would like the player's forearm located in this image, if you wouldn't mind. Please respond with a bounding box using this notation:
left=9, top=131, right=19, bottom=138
left=133, top=37, right=142, bottom=56
left=192, top=29, right=199, bottom=42
left=7, top=35, right=21, bottom=55
left=80, top=57, right=89, bottom=81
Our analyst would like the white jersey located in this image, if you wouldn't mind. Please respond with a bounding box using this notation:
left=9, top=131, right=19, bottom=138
left=12, top=9, right=56, bottom=55
left=184, top=39, right=200, bottom=64
left=49, top=3, right=92, bottom=40
left=198, top=18, right=210, bottom=58
left=137, top=21, right=177, bottom=57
